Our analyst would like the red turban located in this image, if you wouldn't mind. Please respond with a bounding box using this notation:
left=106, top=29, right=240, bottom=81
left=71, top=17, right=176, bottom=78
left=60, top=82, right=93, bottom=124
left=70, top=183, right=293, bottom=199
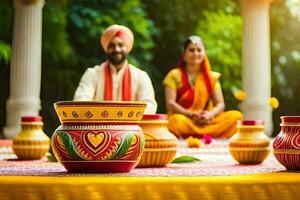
left=100, top=24, right=134, bottom=52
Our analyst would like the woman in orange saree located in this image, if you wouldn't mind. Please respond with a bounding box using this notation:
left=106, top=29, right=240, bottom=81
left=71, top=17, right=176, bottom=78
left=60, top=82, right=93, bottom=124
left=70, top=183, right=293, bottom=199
left=163, top=36, right=243, bottom=138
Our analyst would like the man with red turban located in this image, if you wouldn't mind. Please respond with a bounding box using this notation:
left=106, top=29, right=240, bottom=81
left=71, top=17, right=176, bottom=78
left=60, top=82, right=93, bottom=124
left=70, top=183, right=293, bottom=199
left=74, top=24, right=157, bottom=113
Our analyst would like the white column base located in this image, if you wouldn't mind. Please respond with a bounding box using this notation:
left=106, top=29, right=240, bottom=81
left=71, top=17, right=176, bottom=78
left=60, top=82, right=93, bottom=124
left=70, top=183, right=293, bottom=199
left=240, top=100, right=273, bottom=136
left=4, top=98, right=41, bottom=138
left=3, top=127, right=21, bottom=140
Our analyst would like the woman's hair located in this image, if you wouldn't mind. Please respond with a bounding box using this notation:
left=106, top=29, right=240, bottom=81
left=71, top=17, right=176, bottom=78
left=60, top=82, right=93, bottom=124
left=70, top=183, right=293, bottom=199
left=183, top=35, right=204, bottom=51
left=179, top=35, right=205, bottom=68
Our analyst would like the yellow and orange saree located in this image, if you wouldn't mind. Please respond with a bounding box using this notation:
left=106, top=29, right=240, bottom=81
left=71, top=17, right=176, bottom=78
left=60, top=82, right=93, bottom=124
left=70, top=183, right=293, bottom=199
left=163, top=66, right=242, bottom=138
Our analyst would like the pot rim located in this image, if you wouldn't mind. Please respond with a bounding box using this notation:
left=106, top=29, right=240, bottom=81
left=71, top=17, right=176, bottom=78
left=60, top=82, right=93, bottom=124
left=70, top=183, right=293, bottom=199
left=281, top=116, right=300, bottom=123
left=238, top=120, right=264, bottom=126
left=21, top=115, right=43, bottom=122
left=142, top=114, right=167, bottom=120
left=54, top=100, right=147, bottom=107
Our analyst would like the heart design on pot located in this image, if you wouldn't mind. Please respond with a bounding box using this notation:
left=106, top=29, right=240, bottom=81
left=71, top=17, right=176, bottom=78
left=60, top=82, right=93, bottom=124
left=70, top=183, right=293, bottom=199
left=87, top=132, right=104, bottom=147
left=83, top=131, right=108, bottom=154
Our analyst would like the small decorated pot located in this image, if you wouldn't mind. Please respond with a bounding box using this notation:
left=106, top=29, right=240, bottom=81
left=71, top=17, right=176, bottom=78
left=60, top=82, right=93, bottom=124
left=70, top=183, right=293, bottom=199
left=51, top=101, right=146, bottom=173
left=273, top=116, right=300, bottom=170
left=137, top=114, right=177, bottom=167
left=13, top=116, right=50, bottom=160
left=229, top=120, right=270, bottom=164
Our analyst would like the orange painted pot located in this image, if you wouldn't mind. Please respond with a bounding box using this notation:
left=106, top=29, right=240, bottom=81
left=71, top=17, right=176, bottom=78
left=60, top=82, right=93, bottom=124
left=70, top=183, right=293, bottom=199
left=52, top=101, right=146, bottom=173
left=137, top=114, right=177, bottom=167
left=229, top=120, right=270, bottom=164
left=273, top=116, right=300, bottom=170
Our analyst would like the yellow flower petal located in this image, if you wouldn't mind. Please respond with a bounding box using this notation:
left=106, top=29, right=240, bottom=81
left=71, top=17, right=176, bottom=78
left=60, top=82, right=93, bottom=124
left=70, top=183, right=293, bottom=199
left=269, top=97, right=279, bottom=109
left=234, top=90, right=247, bottom=101
left=186, top=136, right=202, bottom=148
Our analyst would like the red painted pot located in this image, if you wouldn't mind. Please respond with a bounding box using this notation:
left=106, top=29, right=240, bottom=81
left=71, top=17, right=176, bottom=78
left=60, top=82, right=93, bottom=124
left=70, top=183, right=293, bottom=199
left=273, top=116, right=300, bottom=170
left=51, top=101, right=146, bottom=173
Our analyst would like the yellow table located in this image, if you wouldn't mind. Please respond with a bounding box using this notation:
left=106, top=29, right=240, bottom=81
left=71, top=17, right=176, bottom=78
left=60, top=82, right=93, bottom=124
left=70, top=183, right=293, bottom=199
left=0, top=139, right=299, bottom=200
left=0, top=173, right=300, bottom=200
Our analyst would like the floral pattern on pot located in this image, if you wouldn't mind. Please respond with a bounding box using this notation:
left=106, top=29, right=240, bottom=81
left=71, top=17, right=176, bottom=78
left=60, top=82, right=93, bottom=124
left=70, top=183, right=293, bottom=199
left=52, top=128, right=144, bottom=161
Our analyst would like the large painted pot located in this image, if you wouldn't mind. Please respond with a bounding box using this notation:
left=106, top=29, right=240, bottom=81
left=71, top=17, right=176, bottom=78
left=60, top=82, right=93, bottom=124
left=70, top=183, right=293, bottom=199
left=229, top=120, right=270, bottom=164
left=137, top=114, right=177, bottom=167
left=52, top=101, right=146, bottom=173
left=273, top=116, right=300, bottom=170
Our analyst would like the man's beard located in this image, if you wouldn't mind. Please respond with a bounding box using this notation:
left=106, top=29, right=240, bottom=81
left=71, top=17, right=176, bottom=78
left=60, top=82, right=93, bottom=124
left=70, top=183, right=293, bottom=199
left=106, top=51, right=128, bottom=65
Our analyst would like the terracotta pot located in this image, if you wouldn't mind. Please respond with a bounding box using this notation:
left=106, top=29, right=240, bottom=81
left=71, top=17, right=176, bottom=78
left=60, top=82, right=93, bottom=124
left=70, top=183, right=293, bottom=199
left=273, top=116, right=300, bottom=170
left=229, top=120, right=270, bottom=164
left=13, top=116, right=50, bottom=160
left=137, top=114, right=177, bottom=167
left=51, top=101, right=146, bottom=173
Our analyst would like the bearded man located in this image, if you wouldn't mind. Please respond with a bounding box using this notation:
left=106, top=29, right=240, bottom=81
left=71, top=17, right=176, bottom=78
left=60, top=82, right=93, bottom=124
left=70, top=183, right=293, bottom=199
left=74, top=24, right=157, bottom=114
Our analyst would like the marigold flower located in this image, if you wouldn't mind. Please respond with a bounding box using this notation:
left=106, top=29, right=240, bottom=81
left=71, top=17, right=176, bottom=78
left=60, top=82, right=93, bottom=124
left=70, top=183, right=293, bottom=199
left=234, top=90, right=247, bottom=101
left=186, top=136, right=202, bottom=148
left=269, top=97, right=279, bottom=109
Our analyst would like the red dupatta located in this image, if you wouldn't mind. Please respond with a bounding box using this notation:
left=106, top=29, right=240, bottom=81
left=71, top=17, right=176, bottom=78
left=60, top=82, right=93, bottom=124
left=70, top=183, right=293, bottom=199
left=104, top=62, right=132, bottom=101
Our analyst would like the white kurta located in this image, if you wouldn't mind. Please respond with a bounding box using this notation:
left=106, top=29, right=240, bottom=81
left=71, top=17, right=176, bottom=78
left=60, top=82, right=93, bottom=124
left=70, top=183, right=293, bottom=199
left=73, top=62, right=157, bottom=114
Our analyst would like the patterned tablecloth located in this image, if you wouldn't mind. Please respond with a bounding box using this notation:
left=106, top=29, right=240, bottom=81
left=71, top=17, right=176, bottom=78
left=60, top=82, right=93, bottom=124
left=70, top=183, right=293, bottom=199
left=0, top=139, right=286, bottom=176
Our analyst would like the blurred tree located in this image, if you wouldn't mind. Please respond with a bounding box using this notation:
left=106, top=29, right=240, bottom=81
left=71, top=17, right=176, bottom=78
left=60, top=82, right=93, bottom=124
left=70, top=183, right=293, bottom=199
left=0, top=41, right=11, bottom=65
left=143, top=0, right=239, bottom=75
left=40, top=0, right=76, bottom=135
left=0, top=0, right=13, bottom=137
left=196, top=11, right=242, bottom=110
left=270, top=0, right=300, bottom=136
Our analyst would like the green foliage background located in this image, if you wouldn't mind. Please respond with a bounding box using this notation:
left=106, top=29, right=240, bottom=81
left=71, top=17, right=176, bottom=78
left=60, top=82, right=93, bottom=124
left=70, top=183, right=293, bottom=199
left=0, top=0, right=299, bottom=137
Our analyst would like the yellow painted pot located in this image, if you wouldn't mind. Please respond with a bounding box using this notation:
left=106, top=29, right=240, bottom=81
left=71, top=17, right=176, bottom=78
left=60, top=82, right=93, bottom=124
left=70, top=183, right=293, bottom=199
left=13, top=116, right=50, bottom=160
left=229, top=120, right=270, bottom=164
left=137, top=114, right=178, bottom=167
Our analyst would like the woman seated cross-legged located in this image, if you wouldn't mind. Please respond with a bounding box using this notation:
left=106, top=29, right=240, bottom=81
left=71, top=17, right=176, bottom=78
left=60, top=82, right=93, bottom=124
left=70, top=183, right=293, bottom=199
left=163, top=35, right=243, bottom=138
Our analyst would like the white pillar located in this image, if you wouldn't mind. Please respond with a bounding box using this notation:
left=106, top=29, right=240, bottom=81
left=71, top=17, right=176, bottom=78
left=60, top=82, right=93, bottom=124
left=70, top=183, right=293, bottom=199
left=3, top=0, right=44, bottom=138
left=240, top=0, right=273, bottom=136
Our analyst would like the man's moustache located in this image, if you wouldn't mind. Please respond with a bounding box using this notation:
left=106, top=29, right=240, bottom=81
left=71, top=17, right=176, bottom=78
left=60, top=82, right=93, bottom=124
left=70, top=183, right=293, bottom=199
left=112, top=52, right=122, bottom=56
